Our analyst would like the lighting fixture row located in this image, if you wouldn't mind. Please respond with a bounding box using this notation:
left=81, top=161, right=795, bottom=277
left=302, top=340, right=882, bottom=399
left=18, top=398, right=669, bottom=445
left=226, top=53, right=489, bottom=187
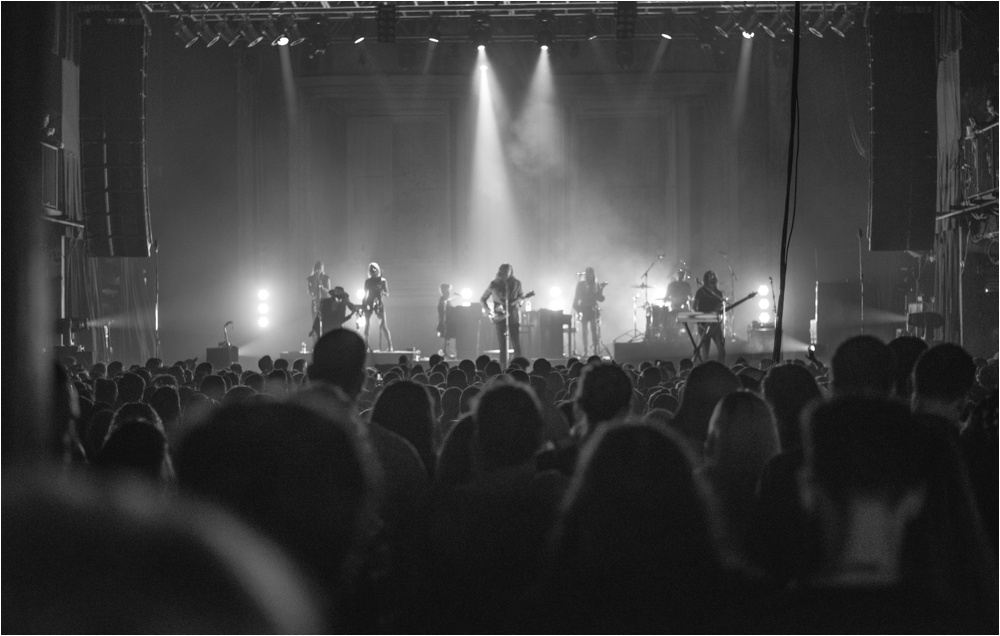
left=172, top=7, right=857, bottom=50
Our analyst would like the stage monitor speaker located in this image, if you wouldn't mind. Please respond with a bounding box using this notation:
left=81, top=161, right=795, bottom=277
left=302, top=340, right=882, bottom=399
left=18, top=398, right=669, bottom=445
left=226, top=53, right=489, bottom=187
left=80, top=17, right=151, bottom=257
left=450, top=305, right=481, bottom=360
left=207, top=346, right=239, bottom=370
left=816, top=282, right=862, bottom=352
left=868, top=5, right=937, bottom=252
left=538, top=310, right=569, bottom=358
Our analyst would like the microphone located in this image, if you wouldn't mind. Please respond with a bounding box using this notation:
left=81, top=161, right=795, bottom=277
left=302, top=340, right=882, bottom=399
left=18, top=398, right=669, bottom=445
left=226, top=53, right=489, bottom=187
left=224, top=320, right=233, bottom=328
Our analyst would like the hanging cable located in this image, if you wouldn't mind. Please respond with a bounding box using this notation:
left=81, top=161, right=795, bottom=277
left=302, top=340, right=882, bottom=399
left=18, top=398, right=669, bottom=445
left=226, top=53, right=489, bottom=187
left=771, top=2, right=801, bottom=363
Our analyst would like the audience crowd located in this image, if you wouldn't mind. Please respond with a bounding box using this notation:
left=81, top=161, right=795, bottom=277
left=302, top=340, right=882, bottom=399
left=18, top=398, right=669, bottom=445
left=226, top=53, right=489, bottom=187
left=4, top=331, right=998, bottom=633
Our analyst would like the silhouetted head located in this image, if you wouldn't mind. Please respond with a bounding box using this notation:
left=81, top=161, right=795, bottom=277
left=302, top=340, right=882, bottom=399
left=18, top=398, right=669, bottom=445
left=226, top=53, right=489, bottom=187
left=473, top=378, right=544, bottom=471
left=313, top=260, right=324, bottom=273
left=831, top=335, right=896, bottom=397
left=703, top=271, right=718, bottom=287
left=309, top=329, right=368, bottom=399
left=368, top=262, right=381, bottom=277
left=497, top=263, right=513, bottom=280
left=575, top=363, right=634, bottom=429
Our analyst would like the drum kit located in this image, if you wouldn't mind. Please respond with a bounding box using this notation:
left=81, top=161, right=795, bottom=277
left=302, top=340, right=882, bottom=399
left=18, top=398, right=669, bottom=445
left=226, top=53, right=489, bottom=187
left=629, top=281, right=688, bottom=344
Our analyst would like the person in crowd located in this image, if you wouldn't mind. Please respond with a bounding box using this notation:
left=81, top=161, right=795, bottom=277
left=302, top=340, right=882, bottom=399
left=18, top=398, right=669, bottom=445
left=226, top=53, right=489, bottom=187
left=829, top=334, right=896, bottom=397
left=370, top=381, right=437, bottom=478
left=668, top=360, right=740, bottom=457
left=911, top=342, right=976, bottom=428
left=536, top=362, right=634, bottom=476
left=531, top=421, right=750, bottom=633
left=754, top=396, right=991, bottom=633
left=701, top=391, right=780, bottom=555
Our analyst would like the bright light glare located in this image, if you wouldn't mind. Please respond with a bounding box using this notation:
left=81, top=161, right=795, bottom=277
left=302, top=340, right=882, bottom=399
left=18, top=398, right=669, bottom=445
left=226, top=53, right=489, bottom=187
left=258, top=316, right=270, bottom=328
left=742, top=30, right=754, bottom=39
left=354, top=36, right=365, bottom=44
left=653, top=287, right=667, bottom=302
left=276, top=35, right=289, bottom=46
left=757, top=284, right=769, bottom=296
left=549, top=286, right=561, bottom=298
left=759, top=312, right=771, bottom=323
left=356, top=289, right=365, bottom=301
left=258, top=289, right=269, bottom=300
left=661, top=33, right=672, bottom=39
left=258, top=303, right=270, bottom=314
left=460, top=287, right=472, bottom=299
left=477, top=44, right=485, bottom=51
left=479, top=64, right=488, bottom=71
left=548, top=300, right=564, bottom=312
left=356, top=314, right=367, bottom=328
left=758, top=298, right=769, bottom=310
left=540, top=44, right=549, bottom=51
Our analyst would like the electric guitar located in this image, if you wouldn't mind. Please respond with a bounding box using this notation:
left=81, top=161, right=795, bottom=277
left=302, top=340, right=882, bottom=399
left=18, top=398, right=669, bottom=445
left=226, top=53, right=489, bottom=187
left=491, top=291, right=535, bottom=323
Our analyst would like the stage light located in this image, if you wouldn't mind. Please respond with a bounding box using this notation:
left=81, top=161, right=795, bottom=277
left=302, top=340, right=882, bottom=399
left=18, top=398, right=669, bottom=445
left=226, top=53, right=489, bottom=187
left=242, top=21, right=265, bottom=47
left=758, top=298, right=770, bottom=310
left=257, top=289, right=269, bottom=301
left=197, top=21, right=221, bottom=46
left=356, top=288, right=365, bottom=301
left=808, top=10, right=829, bottom=38
left=737, top=8, right=759, bottom=38
left=757, top=284, right=769, bottom=296
left=584, top=11, right=598, bottom=40
left=460, top=288, right=472, bottom=299
left=376, top=2, right=397, bottom=43
left=356, top=314, right=367, bottom=329
left=217, top=21, right=240, bottom=46
left=258, top=316, right=269, bottom=328
left=275, top=34, right=290, bottom=46
left=479, top=63, right=488, bottom=71
left=615, top=1, right=637, bottom=39
left=714, top=11, right=736, bottom=38
left=549, top=286, right=561, bottom=298
left=258, top=303, right=269, bottom=314
left=427, top=18, right=441, bottom=43
left=262, top=19, right=285, bottom=46
left=830, top=8, right=855, bottom=37
left=352, top=18, right=366, bottom=44
left=536, top=10, right=555, bottom=50
left=470, top=12, right=491, bottom=49
left=285, top=19, right=305, bottom=46
left=759, top=312, right=771, bottom=323
left=174, top=20, right=198, bottom=48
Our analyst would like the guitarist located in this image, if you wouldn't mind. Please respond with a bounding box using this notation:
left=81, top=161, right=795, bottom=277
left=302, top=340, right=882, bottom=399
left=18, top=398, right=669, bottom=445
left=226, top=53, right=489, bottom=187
left=480, top=263, right=527, bottom=370
left=693, top=270, right=726, bottom=363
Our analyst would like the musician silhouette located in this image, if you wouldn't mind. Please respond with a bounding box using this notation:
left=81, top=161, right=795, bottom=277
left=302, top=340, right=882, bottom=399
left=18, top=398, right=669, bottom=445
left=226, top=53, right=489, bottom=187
left=573, top=267, right=606, bottom=357
left=362, top=262, right=393, bottom=351
left=693, top=270, right=726, bottom=363
left=480, top=263, right=525, bottom=370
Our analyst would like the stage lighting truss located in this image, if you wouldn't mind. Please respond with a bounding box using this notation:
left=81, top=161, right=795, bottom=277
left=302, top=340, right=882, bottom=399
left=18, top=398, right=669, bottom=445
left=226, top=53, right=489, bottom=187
left=152, top=3, right=862, bottom=50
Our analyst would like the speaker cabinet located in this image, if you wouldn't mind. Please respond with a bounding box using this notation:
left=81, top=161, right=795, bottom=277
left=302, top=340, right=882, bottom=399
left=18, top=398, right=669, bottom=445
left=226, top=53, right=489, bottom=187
left=868, top=5, right=937, bottom=251
left=207, top=346, right=239, bottom=370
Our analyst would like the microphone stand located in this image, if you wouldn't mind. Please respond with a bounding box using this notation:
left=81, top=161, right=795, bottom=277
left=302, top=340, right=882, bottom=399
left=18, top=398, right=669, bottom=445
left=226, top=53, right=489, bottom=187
left=639, top=255, right=663, bottom=339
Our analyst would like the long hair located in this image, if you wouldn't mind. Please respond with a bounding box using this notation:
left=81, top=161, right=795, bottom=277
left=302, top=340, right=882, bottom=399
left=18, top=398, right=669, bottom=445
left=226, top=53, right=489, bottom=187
left=368, top=262, right=381, bottom=277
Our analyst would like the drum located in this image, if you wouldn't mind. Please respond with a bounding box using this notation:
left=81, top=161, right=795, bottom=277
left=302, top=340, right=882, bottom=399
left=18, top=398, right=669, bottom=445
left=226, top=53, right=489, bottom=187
left=645, top=305, right=676, bottom=343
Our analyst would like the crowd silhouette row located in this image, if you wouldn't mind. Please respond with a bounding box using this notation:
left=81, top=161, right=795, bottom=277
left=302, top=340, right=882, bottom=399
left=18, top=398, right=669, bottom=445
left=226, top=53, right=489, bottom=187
left=4, top=330, right=998, bottom=633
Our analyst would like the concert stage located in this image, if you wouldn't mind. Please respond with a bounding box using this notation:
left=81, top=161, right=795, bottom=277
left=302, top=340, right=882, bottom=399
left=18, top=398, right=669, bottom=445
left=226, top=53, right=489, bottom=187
left=612, top=341, right=695, bottom=366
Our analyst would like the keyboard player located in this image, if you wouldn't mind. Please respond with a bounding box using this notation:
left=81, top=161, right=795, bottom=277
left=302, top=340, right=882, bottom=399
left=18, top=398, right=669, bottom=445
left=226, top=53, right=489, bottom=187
left=693, top=270, right=726, bottom=363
